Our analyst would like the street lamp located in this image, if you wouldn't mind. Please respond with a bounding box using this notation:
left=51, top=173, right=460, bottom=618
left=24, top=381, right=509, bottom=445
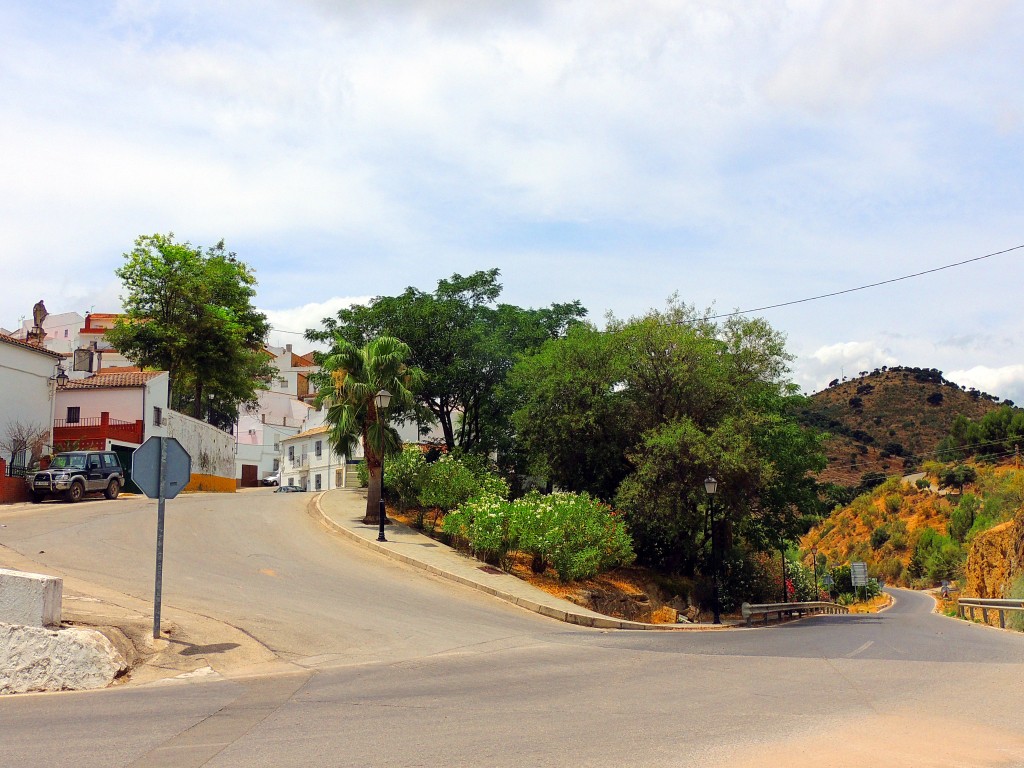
left=47, top=362, right=69, bottom=455
left=374, top=390, right=392, bottom=542
left=810, top=545, right=819, bottom=599
left=704, top=476, right=721, bottom=625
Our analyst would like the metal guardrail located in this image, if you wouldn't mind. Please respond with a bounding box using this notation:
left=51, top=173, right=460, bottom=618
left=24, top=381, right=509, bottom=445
left=741, top=600, right=850, bottom=627
left=957, top=597, right=1024, bottom=629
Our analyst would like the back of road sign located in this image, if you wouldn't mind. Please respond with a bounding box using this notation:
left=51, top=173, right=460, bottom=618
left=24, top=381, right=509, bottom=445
left=132, top=437, right=192, bottom=499
left=850, top=561, right=869, bottom=587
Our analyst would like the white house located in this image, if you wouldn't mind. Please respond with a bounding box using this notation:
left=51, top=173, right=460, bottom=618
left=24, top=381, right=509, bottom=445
left=235, top=390, right=312, bottom=486
left=280, top=423, right=358, bottom=492
left=11, top=311, right=132, bottom=375
left=54, top=370, right=169, bottom=451
left=0, top=334, right=64, bottom=465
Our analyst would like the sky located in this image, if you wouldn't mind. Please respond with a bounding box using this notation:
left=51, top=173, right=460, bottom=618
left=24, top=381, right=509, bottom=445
left=2, top=1, right=1022, bottom=401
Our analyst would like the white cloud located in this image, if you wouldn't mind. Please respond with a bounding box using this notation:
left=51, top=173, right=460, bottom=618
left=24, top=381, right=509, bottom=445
left=946, top=365, right=1024, bottom=404
left=262, top=296, right=372, bottom=350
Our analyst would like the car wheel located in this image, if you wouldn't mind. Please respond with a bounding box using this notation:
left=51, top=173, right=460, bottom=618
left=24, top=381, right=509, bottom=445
left=64, top=481, right=84, bottom=503
left=30, top=492, right=45, bottom=504
left=105, top=479, right=121, bottom=500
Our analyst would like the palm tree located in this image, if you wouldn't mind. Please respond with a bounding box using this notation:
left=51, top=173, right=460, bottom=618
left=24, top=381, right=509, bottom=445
left=315, top=336, right=423, bottom=523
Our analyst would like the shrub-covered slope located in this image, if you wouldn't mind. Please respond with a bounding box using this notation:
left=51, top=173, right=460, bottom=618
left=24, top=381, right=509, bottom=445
left=800, top=367, right=1004, bottom=487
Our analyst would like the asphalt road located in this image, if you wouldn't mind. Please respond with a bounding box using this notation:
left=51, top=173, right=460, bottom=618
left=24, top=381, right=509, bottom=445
left=2, top=491, right=1023, bottom=767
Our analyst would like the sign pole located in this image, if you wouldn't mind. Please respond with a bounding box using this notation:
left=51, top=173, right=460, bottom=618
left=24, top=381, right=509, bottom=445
left=153, top=437, right=167, bottom=639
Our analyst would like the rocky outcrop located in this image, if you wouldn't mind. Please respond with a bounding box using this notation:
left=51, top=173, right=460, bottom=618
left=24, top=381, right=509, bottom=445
left=964, top=510, right=1024, bottom=599
left=0, top=622, right=127, bottom=694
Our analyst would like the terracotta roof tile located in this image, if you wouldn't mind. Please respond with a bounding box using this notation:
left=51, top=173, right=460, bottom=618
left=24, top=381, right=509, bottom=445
left=285, top=425, right=330, bottom=440
left=62, top=370, right=165, bottom=389
left=0, top=333, right=64, bottom=359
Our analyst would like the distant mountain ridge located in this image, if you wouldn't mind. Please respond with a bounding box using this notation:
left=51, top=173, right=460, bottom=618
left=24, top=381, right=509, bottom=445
left=800, top=366, right=1008, bottom=487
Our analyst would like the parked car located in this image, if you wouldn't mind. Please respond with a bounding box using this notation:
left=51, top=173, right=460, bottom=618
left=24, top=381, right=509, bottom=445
left=275, top=484, right=305, bottom=493
left=261, top=470, right=281, bottom=486
left=27, top=451, right=124, bottom=503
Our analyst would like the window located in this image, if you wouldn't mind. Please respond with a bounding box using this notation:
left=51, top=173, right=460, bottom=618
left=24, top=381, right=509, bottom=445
left=288, top=445, right=295, bottom=461
left=315, top=474, right=322, bottom=491
left=314, top=440, right=322, bottom=458
left=153, top=406, right=163, bottom=427
left=66, top=406, right=80, bottom=424
left=102, top=454, right=119, bottom=468
left=63, top=329, right=69, bottom=338
left=87, top=455, right=101, bottom=470
left=272, top=458, right=280, bottom=471
left=278, top=378, right=288, bottom=388
left=288, top=478, right=295, bottom=487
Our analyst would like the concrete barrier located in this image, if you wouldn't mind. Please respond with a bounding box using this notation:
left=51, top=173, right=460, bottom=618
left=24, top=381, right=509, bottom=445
left=0, top=568, right=62, bottom=628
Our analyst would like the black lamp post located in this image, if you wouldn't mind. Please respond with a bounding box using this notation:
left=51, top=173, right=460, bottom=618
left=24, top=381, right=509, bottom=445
left=52, top=362, right=69, bottom=389
left=704, top=476, right=721, bottom=625
left=374, top=389, right=392, bottom=542
left=810, top=545, right=819, bottom=599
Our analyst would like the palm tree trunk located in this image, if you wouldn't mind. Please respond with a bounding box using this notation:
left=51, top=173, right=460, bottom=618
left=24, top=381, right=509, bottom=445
left=365, top=463, right=382, bottom=525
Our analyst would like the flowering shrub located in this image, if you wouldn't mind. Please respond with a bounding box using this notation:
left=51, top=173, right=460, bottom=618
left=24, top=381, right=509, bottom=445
left=446, top=490, right=634, bottom=581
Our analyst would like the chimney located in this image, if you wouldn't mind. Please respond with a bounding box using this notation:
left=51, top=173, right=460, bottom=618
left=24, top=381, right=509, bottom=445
left=286, top=343, right=292, bottom=353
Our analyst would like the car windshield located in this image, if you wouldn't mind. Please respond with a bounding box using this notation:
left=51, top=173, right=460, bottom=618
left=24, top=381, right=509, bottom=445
left=50, top=454, right=87, bottom=469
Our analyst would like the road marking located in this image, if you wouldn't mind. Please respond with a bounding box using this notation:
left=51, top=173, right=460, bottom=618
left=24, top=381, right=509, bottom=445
left=843, top=640, right=874, bottom=658
left=127, top=671, right=312, bottom=768
left=258, top=568, right=277, bottom=577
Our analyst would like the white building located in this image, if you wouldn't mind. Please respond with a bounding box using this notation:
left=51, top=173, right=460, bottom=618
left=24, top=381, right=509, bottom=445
left=0, top=334, right=64, bottom=465
left=235, top=390, right=313, bottom=486
left=280, top=426, right=345, bottom=491
left=11, top=311, right=132, bottom=375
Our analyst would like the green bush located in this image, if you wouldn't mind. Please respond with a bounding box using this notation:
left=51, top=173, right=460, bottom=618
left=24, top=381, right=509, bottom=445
left=419, top=454, right=510, bottom=514
left=884, top=494, right=903, bottom=515
left=442, top=494, right=512, bottom=565
left=356, top=459, right=369, bottom=487
left=384, top=446, right=428, bottom=517
left=870, top=526, right=891, bottom=550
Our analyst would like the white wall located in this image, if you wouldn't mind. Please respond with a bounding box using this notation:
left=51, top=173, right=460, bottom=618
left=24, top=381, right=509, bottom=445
left=165, top=410, right=234, bottom=479
left=0, top=341, right=59, bottom=459
left=142, top=374, right=169, bottom=440
left=55, top=387, right=144, bottom=425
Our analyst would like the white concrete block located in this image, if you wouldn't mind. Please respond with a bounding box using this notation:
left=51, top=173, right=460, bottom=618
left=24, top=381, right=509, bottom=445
left=0, top=568, right=62, bottom=628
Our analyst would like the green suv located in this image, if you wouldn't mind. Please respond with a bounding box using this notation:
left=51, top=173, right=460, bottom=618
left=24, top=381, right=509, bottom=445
left=27, top=451, right=124, bottom=503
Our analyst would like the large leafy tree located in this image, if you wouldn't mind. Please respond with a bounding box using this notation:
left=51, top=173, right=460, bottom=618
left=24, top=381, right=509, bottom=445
left=312, top=336, right=423, bottom=524
left=306, top=269, right=585, bottom=457
left=107, top=233, right=273, bottom=427
left=511, top=299, right=825, bottom=574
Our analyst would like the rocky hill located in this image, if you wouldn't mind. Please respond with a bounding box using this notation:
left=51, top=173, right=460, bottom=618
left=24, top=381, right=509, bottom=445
left=800, top=366, right=1005, bottom=487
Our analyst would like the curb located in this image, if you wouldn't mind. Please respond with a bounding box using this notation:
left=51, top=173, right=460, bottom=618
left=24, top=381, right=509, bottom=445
left=311, top=493, right=737, bottom=632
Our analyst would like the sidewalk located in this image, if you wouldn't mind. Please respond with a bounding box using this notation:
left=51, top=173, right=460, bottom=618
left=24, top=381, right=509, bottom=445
left=315, top=489, right=742, bottom=631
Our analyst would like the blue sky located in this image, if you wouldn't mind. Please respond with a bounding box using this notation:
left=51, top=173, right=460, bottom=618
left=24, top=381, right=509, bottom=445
left=2, top=1, right=1022, bottom=400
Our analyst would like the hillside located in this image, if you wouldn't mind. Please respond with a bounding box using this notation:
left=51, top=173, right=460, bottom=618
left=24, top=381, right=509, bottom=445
left=802, top=463, right=1024, bottom=589
left=800, top=366, right=1004, bottom=487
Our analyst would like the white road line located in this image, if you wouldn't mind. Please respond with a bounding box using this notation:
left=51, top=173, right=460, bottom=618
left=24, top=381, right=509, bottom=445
left=843, top=640, right=874, bottom=658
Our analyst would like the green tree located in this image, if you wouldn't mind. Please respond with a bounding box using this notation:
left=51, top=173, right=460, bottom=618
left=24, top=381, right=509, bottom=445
left=312, top=336, right=423, bottom=523
left=106, top=233, right=272, bottom=427
left=513, top=299, right=825, bottom=574
left=306, top=269, right=585, bottom=458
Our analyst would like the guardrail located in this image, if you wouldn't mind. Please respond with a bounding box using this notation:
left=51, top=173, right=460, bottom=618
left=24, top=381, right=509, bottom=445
left=741, top=600, right=849, bottom=627
left=957, top=597, right=1024, bottom=629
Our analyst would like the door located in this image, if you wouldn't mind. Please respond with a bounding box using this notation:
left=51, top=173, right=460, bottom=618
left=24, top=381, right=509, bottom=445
left=86, top=453, right=104, bottom=491
left=241, top=464, right=259, bottom=488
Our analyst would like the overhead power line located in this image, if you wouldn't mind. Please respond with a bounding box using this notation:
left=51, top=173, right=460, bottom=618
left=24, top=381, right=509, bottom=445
left=704, top=243, right=1024, bottom=321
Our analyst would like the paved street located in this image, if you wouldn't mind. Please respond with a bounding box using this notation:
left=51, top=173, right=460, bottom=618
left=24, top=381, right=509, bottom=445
left=1, top=490, right=1023, bottom=767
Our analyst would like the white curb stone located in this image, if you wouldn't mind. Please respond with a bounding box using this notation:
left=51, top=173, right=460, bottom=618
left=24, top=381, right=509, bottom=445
left=1, top=622, right=127, bottom=694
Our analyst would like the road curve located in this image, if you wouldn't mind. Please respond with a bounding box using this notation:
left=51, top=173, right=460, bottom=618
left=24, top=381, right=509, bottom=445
left=1, top=492, right=1022, bottom=767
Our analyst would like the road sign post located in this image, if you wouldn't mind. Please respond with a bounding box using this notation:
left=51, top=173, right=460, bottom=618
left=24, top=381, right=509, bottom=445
left=132, top=437, right=192, bottom=639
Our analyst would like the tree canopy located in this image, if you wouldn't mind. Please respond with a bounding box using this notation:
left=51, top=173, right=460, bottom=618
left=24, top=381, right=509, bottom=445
left=306, top=269, right=585, bottom=457
left=106, top=233, right=273, bottom=427
left=510, top=299, right=825, bottom=573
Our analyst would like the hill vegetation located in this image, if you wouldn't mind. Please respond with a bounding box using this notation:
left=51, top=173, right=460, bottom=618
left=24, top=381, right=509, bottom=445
left=800, top=366, right=1005, bottom=489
